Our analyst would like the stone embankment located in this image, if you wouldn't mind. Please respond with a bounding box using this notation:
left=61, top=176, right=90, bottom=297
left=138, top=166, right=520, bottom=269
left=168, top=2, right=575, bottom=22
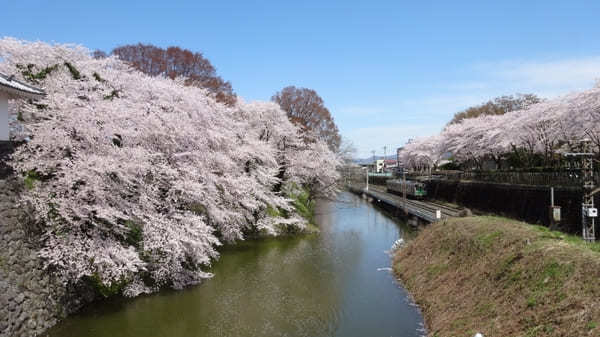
left=0, top=178, right=66, bottom=337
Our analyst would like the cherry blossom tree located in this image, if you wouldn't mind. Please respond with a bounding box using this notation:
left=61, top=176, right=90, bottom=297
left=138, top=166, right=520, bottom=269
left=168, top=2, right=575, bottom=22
left=0, top=38, right=341, bottom=297
left=398, top=87, right=600, bottom=170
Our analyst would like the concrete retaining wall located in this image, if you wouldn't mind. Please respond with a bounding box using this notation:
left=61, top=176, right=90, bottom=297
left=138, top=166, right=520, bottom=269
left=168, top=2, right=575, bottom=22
left=426, top=179, right=598, bottom=236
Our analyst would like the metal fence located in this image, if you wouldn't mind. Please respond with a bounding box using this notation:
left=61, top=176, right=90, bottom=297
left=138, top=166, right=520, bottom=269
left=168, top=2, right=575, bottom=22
left=428, top=170, right=597, bottom=187
left=341, top=165, right=598, bottom=188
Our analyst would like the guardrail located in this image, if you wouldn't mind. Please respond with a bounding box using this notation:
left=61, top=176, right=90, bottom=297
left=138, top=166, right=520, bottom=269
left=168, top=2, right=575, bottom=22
left=364, top=188, right=441, bottom=222
left=367, top=172, right=394, bottom=177
left=347, top=184, right=457, bottom=223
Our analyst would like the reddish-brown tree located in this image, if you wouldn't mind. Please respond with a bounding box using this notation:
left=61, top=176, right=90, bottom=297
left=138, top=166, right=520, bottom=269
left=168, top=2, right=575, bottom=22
left=272, top=86, right=341, bottom=152
left=91, top=50, right=107, bottom=59
left=448, top=93, right=541, bottom=125
left=111, top=43, right=236, bottom=105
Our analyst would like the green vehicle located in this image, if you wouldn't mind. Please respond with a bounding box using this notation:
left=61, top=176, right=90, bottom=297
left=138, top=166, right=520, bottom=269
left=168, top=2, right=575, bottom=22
left=386, top=179, right=427, bottom=199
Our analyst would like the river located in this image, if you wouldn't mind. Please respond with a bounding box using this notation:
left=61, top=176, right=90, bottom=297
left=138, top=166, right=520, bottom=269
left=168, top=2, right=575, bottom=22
left=44, top=192, right=424, bottom=337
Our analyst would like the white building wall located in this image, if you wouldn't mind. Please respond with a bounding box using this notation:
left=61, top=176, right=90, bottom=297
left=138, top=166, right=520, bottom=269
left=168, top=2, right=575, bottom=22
left=0, top=92, right=8, bottom=141
left=376, top=159, right=384, bottom=173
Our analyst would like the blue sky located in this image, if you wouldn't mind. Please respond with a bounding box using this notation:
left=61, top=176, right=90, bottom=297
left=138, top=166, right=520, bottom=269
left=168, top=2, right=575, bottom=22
left=3, top=1, right=600, bottom=157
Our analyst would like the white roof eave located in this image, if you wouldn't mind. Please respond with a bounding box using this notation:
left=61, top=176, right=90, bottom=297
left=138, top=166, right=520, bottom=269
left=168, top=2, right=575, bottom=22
left=0, top=84, right=45, bottom=100
left=0, top=73, right=46, bottom=100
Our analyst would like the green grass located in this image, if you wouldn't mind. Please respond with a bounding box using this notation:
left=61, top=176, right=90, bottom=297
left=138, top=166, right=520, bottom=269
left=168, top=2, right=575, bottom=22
left=286, top=185, right=315, bottom=224
left=475, top=302, right=496, bottom=317
left=476, top=230, right=503, bottom=250
left=532, top=225, right=600, bottom=253
left=537, top=261, right=571, bottom=287
left=87, top=273, right=127, bottom=298
left=525, top=325, right=543, bottom=337
left=93, top=72, right=106, bottom=83
left=64, top=61, right=82, bottom=80
left=521, top=259, right=572, bottom=311
left=24, top=170, right=41, bottom=190
left=393, top=215, right=600, bottom=337
left=188, top=203, right=207, bottom=216
left=526, top=295, right=537, bottom=308
left=124, top=220, right=144, bottom=249
left=251, top=187, right=319, bottom=236
left=495, top=252, right=524, bottom=287
left=426, top=263, right=449, bottom=277
left=265, top=205, right=281, bottom=218
left=17, top=63, right=59, bottom=83
left=104, top=89, right=120, bottom=100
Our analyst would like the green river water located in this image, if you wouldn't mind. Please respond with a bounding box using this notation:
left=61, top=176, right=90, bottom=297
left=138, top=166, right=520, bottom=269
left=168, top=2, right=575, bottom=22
left=44, top=192, right=424, bottom=337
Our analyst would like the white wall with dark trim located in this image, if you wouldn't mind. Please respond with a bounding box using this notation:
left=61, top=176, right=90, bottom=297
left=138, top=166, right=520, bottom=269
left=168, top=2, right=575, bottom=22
left=0, top=92, right=8, bottom=141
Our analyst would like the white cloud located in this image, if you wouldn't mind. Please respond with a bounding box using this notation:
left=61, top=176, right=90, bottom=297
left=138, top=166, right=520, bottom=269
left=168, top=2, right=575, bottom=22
left=474, top=57, right=600, bottom=96
left=341, top=55, right=600, bottom=158
left=343, top=94, right=507, bottom=158
left=402, top=94, right=491, bottom=117
left=404, top=56, right=600, bottom=123
left=346, top=124, right=442, bottom=158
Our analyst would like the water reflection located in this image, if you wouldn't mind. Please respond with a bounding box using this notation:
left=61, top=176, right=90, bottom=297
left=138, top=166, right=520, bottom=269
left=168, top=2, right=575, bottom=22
left=45, top=192, right=423, bottom=337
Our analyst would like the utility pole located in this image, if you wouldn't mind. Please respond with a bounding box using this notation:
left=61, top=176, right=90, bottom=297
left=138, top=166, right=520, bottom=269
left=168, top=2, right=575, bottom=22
left=383, top=146, right=387, bottom=172
left=565, top=139, right=598, bottom=242
left=581, top=139, right=597, bottom=241
left=371, top=150, right=376, bottom=173
left=403, top=168, right=407, bottom=215
left=396, top=147, right=400, bottom=175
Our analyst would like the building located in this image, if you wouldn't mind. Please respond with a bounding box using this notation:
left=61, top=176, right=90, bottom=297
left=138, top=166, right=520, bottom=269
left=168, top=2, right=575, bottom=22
left=384, top=159, right=397, bottom=170
left=0, top=73, right=45, bottom=141
left=374, top=159, right=383, bottom=173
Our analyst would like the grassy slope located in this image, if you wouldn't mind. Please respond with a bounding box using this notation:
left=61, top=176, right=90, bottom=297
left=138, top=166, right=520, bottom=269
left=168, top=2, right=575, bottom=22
left=393, top=216, right=600, bottom=337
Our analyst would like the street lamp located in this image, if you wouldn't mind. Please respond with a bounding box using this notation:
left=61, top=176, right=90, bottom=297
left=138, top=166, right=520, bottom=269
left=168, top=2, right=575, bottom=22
left=361, top=167, right=369, bottom=191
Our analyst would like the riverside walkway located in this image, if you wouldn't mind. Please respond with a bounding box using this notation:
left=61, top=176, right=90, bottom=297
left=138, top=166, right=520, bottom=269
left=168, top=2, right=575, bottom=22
left=348, top=184, right=466, bottom=223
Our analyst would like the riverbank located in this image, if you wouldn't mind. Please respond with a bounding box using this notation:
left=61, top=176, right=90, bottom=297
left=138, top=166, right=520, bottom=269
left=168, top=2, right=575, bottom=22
left=393, top=216, right=600, bottom=337
left=43, top=192, right=424, bottom=337
left=0, top=176, right=322, bottom=337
